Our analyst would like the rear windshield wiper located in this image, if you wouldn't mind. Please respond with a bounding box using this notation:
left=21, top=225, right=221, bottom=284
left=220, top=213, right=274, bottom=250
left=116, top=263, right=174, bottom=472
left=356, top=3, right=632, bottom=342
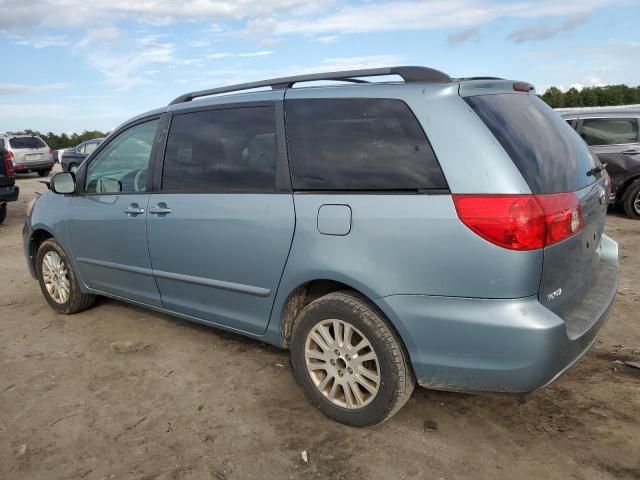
left=586, top=164, right=607, bottom=176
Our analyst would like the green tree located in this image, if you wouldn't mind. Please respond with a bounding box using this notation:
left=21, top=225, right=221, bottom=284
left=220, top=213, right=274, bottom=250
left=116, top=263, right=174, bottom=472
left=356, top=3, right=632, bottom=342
left=541, top=84, right=640, bottom=108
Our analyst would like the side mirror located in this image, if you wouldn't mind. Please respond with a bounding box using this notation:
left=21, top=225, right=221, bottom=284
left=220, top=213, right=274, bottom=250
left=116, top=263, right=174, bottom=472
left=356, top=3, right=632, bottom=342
left=51, top=172, right=76, bottom=194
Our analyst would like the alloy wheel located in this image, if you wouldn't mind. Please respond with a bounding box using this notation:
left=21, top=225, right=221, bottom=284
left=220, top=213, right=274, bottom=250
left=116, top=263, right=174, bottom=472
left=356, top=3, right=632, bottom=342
left=41, top=251, right=71, bottom=304
left=304, top=319, right=380, bottom=409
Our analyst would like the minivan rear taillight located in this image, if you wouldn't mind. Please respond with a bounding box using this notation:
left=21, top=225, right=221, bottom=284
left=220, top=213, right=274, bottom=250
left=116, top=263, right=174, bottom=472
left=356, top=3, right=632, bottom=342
left=3, top=151, right=15, bottom=177
left=453, top=193, right=583, bottom=250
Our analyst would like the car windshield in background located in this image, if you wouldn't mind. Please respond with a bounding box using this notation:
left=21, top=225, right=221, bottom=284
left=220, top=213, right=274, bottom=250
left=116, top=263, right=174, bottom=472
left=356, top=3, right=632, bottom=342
left=465, top=94, right=596, bottom=194
left=9, top=136, right=46, bottom=149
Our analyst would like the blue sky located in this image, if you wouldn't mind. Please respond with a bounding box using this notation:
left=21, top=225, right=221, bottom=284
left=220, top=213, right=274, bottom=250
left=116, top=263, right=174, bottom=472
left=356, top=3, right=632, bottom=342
left=1, top=0, right=639, bottom=133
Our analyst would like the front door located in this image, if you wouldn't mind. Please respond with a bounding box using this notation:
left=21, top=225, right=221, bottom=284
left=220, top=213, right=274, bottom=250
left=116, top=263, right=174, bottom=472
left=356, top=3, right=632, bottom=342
left=66, top=118, right=162, bottom=306
left=146, top=104, right=295, bottom=335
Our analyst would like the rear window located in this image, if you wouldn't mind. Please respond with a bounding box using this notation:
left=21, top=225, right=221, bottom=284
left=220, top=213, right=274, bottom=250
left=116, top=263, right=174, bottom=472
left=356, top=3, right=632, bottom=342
left=285, top=98, right=447, bottom=190
left=581, top=118, right=638, bottom=146
left=9, top=136, right=46, bottom=149
left=465, top=94, right=596, bottom=194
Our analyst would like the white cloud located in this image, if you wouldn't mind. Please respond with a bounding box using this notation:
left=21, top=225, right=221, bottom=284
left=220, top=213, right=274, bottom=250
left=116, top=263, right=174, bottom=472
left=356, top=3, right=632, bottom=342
left=77, top=26, right=121, bottom=48
left=207, top=50, right=274, bottom=60
left=315, top=35, right=340, bottom=44
left=188, top=40, right=210, bottom=48
left=0, top=103, right=70, bottom=120
left=240, top=0, right=624, bottom=37
left=0, top=0, right=332, bottom=30
left=299, top=55, right=406, bottom=73
left=0, top=83, right=72, bottom=95
left=80, top=35, right=176, bottom=90
left=10, top=34, right=70, bottom=48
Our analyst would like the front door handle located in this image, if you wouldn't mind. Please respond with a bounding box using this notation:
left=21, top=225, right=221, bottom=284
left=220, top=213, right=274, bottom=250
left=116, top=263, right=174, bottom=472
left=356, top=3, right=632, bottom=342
left=124, top=203, right=145, bottom=216
left=621, top=149, right=640, bottom=155
left=149, top=203, right=172, bottom=215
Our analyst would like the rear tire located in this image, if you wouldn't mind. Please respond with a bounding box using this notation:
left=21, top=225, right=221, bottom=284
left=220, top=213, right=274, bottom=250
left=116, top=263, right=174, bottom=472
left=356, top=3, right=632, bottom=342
left=38, top=169, right=51, bottom=177
left=290, top=291, right=415, bottom=427
left=36, top=239, right=96, bottom=314
left=0, top=204, right=6, bottom=224
left=622, top=179, right=640, bottom=220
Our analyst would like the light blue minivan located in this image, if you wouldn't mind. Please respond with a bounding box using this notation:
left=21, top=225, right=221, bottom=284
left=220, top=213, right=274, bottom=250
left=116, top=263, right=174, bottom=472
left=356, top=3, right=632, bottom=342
left=24, top=67, right=619, bottom=426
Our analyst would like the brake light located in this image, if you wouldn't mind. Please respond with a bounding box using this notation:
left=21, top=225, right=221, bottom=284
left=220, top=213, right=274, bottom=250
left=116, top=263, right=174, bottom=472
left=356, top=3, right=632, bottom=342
left=513, top=82, right=533, bottom=92
left=3, top=151, right=14, bottom=177
left=453, top=193, right=583, bottom=250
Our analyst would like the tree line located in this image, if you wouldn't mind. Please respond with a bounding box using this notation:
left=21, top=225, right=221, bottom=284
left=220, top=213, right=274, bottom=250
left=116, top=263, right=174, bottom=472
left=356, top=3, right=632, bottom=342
left=6, top=129, right=108, bottom=150
left=541, top=84, right=640, bottom=109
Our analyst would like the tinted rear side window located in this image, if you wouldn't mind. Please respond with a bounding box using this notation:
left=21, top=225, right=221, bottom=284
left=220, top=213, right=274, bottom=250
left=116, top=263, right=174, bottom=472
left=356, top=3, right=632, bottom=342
left=10, top=136, right=46, bottom=149
left=285, top=98, right=447, bottom=190
left=581, top=118, right=638, bottom=146
left=163, top=106, right=277, bottom=192
left=465, top=94, right=596, bottom=194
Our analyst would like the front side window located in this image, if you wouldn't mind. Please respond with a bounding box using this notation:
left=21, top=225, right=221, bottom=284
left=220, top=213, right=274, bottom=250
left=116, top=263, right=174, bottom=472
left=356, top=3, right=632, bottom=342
left=162, top=106, right=277, bottom=192
left=85, top=119, right=159, bottom=193
left=285, top=98, right=447, bottom=190
left=581, top=118, right=639, bottom=146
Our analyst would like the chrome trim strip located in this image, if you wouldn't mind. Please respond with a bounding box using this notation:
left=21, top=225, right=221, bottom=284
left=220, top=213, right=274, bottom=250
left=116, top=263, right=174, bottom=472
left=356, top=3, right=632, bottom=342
left=77, top=257, right=271, bottom=297
left=77, top=257, right=152, bottom=276
left=153, top=269, right=271, bottom=297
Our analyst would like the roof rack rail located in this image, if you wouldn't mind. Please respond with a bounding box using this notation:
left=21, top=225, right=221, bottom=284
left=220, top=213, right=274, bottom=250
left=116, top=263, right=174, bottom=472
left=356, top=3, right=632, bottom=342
left=169, top=66, right=452, bottom=105
left=455, top=76, right=504, bottom=81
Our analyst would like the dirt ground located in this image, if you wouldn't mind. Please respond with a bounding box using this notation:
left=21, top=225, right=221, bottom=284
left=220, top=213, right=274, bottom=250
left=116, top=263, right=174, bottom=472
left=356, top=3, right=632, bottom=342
left=1, top=166, right=639, bottom=480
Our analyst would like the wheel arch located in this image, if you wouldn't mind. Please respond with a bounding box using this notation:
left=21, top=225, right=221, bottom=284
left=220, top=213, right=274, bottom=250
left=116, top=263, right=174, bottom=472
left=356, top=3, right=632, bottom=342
left=28, top=228, right=55, bottom=279
left=276, top=278, right=413, bottom=367
left=618, top=174, right=640, bottom=204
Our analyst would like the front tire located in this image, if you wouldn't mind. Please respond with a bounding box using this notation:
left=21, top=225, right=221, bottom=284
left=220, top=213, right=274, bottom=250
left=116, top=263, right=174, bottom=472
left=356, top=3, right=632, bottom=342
left=290, top=291, right=415, bottom=427
left=622, top=179, right=640, bottom=220
left=36, top=239, right=96, bottom=314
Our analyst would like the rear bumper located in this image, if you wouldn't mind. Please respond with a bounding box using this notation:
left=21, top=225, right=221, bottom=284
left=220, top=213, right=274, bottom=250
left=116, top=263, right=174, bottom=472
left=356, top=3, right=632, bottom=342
left=0, top=184, right=19, bottom=203
left=376, top=235, right=619, bottom=393
left=15, top=161, right=54, bottom=173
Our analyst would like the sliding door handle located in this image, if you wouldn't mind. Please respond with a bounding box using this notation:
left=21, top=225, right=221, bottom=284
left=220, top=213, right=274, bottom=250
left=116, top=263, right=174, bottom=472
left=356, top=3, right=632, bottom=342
left=149, top=203, right=172, bottom=215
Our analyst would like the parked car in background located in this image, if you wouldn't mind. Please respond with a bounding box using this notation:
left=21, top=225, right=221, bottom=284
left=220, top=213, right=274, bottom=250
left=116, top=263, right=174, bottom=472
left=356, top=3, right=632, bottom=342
left=52, top=149, right=67, bottom=164
left=61, top=138, right=104, bottom=172
left=24, top=67, right=619, bottom=426
left=0, top=134, right=54, bottom=177
left=561, top=110, right=640, bottom=219
left=0, top=147, right=19, bottom=223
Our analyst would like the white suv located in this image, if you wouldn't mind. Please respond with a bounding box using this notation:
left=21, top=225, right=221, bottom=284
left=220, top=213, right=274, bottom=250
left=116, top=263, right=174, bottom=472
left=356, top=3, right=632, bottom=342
left=0, top=134, right=54, bottom=177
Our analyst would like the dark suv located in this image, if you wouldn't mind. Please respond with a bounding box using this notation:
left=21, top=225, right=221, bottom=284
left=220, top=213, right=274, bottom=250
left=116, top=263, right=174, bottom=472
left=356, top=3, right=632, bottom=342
left=562, top=110, right=640, bottom=219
